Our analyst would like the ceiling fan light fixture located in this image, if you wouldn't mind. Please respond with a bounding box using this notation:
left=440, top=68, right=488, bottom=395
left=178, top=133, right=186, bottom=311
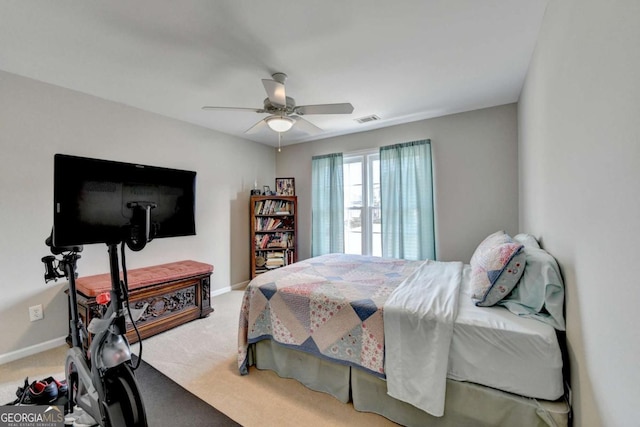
left=266, top=116, right=295, bottom=132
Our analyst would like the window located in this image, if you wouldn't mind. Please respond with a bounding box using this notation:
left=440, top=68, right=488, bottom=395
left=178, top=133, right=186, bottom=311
left=343, top=150, right=381, bottom=256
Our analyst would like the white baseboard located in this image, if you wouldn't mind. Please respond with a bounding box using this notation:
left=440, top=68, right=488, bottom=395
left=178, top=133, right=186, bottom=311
left=211, top=286, right=231, bottom=297
left=0, top=336, right=67, bottom=366
left=231, top=280, right=249, bottom=291
left=210, top=281, right=247, bottom=297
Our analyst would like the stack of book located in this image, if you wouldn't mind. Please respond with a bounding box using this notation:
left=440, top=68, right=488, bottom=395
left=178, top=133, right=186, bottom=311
left=254, top=249, right=296, bottom=276
left=266, top=252, right=285, bottom=269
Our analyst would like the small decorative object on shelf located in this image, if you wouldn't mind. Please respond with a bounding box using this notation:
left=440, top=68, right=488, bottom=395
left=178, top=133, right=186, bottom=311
left=250, top=195, right=297, bottom=278
left=251, top=179, right=261, bottom=195
left=276, top=177, right=295, bottom=196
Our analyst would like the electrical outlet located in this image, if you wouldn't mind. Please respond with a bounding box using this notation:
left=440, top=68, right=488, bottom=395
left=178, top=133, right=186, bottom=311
left=29, top=304, right=44, bottom=322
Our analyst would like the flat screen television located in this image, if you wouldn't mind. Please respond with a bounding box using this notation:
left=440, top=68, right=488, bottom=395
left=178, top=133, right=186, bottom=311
left=53, top=154, right=196, bottom=250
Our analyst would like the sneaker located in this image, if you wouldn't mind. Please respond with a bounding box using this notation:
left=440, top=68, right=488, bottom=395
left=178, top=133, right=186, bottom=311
left=43, top=376, right=68, bottom=395
left=64, top=406, right=88, bottom=425
left=64, top=407, right=84, bottom=425
left=15, top=377, right=58, bottom=405
left=72, top=412, right=98, bottom=427
left=13, top=377, right=30, bottom=403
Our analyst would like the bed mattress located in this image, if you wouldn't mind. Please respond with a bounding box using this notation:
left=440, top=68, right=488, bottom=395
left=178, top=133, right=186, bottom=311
left=447, top=265, right=564, bottom=400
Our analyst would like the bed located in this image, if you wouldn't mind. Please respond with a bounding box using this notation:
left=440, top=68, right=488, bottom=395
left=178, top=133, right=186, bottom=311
left=238, top=233, right=570, bottom=426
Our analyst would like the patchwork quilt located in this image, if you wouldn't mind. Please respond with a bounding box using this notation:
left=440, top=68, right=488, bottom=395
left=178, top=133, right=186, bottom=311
left=238, top=253, right=425, bottom=376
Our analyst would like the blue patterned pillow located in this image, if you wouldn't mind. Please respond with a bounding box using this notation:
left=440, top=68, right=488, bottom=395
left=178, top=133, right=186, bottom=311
left=470, top=231, right=525, bottom=307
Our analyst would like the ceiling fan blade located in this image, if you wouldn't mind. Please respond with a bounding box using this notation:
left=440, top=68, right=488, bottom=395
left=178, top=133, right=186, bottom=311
left=291, top=115, right=323, bottom=135
left=202, top=106, right=265, bottom=113
left=294, top=103, right=354, bottom=115
left=245, top=119, right=269, bottom=134
left=262, top=79, right=286, bottom=107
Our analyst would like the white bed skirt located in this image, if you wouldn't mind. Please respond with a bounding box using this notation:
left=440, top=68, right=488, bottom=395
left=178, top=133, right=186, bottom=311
left=250, top=340, right=570, bottom=427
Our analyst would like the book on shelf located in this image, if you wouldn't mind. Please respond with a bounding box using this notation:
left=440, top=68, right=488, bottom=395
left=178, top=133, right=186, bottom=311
left=266, top=258, right=284, bottom=267
left=255, top=232, right=293, bottom=249
left=267, top=251, right=295, bottom=267
left=254, top=199, right=294, bottom=216
left=254, top=249, right=295, bottom=270
left=254, top=217, right=285, bottom=231
left=267, top=251, right=284, bottom=258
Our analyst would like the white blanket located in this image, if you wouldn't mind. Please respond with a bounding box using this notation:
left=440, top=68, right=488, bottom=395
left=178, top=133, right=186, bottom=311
left=383, top=260, right=463, bottom=417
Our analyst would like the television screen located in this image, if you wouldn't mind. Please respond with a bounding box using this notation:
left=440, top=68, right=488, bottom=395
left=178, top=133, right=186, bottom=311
left=53, top=154, right=196, bottom=248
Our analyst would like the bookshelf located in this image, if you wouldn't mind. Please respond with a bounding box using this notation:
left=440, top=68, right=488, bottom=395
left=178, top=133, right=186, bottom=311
left=250, top=195, right=297, bottom=279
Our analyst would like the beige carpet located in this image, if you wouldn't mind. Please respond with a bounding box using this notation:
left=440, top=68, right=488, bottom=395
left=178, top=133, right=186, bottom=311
left=0, top=290, right=398, bottom=426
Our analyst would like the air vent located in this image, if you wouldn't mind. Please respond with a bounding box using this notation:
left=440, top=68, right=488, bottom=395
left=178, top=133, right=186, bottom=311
left=355, top=114, right=381, bottom=124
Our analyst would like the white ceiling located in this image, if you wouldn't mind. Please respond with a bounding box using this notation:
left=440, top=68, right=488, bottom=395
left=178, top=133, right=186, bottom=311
left=0, top=1, right=548, bottom=147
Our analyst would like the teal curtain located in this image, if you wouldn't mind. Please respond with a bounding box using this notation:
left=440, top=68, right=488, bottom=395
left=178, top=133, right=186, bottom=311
left=380, top=140, right=435, bottom=260
left=311, top=153, right=344, bottom=256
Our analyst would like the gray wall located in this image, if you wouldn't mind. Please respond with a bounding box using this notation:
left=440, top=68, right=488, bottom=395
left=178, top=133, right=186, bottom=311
left=0, top=70, right=275, bottom=360
left=518, top=0, right=640, bottom=425
left=276, top=104, right=519, bottom=263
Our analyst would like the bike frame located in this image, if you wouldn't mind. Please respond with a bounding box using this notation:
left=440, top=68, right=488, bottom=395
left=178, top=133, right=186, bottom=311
left=60, top=243, right=146, bottom=427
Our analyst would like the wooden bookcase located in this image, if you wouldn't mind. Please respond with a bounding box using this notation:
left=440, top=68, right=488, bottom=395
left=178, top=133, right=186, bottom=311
left=250, top=195, right=297, bottom=279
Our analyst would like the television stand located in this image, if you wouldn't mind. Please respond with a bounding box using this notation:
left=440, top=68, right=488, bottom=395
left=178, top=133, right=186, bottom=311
left=67, top=260, right=213, bottom=349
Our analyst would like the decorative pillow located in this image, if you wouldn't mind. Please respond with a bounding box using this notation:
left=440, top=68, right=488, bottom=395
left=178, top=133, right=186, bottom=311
left=513, top=233, right=541, bottom=249
left=470, top=230, right=507, bottom=266
left=470, top=231, right=525, bottom=307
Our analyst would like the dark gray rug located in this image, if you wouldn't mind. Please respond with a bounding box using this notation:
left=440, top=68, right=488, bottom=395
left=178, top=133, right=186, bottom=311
left=4, top=357, right=239, bottom=426
left=133, top=356, right=241, bottom=427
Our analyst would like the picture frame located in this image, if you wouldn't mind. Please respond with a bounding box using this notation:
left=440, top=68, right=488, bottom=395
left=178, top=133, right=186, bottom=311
left=275, top=177, right=295, bottom=196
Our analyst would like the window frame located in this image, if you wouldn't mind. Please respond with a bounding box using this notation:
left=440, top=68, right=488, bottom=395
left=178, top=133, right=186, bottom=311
left=343, top=149, right=380, bottom=256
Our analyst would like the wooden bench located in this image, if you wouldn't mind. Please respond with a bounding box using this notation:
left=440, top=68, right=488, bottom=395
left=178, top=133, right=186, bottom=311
left=70, top=260, right=214, bottom=348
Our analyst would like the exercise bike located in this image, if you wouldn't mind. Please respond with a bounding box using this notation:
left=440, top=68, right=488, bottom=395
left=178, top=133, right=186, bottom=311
left=42, top=234, right=148, bottom=427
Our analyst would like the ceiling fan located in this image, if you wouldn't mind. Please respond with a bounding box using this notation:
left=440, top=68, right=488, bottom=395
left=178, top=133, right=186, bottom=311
left=202, top=72, right=354, bottom=135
